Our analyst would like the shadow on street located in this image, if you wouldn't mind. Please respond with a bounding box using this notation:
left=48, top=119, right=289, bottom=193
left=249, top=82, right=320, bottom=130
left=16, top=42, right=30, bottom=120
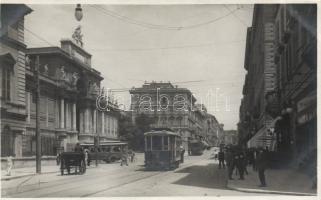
left=173, top=163, right=229, bottom=190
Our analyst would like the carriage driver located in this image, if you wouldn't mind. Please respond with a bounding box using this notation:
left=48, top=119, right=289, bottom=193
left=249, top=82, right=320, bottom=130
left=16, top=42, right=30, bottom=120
left=74, top=143, right=83, bottom=152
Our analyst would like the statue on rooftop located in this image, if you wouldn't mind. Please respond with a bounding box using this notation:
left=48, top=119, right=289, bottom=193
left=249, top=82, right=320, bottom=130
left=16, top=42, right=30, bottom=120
left=72, top=25, right=83, bottom=47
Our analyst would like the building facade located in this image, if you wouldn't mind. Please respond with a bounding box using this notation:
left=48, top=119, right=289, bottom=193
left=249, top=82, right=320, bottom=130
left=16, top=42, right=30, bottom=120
left=239, top=4, right=316, bottom=165
left=204, top=114, right=224, bottom=146
left=0, top=4, right=32, bottom=157
left=129, top=81, right=200, bottom=150
left=273, top=4, right=316, bottom=161
left=25, top=39, right=120, bottom=155
left=1, top=4, right=120, bottom=158
left=223, top=130, right=238, bottom=145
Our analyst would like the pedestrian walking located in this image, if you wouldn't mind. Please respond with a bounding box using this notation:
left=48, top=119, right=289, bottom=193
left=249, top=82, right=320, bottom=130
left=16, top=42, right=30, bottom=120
left=218, top=150, right=225, bottom=169
left=256, top=148, right=268, bottom=187
left=225, top=148, right=235, bottom=180
left=121, top=151, right=129, bottom=166
left=243, top=150, right=249, bottom=175
left=236, top=152, right=245, bottom=180
left=56, top=153, right=61, bottom=165
left=6, top=156, right=13, bottom=176
left=180, top=146, right=185, bottom=163
left=131, top=151, right=136, bottom=163
left=253, top=149, right=257, bottom=171
left=84, top=150, right=89, bottom=166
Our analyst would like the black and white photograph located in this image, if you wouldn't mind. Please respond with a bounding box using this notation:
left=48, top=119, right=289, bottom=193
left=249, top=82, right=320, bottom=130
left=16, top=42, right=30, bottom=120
left=0, top=0, right=318, bottom=198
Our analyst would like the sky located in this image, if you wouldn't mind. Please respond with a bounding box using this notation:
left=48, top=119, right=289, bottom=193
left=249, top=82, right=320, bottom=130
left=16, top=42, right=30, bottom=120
left=24, top=4, right=254, bottom=130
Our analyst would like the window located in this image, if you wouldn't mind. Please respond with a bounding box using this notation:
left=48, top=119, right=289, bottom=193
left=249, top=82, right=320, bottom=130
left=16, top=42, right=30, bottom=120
left=146, top=136, right=151, bottom=151
left=152, top=136, right=162, bottom=151
left=2, top=68, right=11, bottom=101
left=163, top=136, right=169, bottom=150
left=41, top=136, right=55, bottom=156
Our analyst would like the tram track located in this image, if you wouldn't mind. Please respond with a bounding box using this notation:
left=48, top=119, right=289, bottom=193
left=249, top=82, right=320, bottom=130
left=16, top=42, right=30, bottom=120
left=5, top=164, right=143, bottom=197
left=82, top=158, right=204, bottom=197
left=6, top=154, right=210, bottom=197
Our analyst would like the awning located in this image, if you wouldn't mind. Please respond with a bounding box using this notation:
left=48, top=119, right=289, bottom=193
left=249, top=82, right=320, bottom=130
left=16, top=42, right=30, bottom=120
left=247, top=126, right=266, bottom=148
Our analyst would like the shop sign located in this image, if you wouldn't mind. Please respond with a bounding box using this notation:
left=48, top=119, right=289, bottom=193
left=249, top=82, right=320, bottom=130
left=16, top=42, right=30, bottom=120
left=297, top=109, right=316, bottom=124
left=297, top=93, right=316, bottom=113
left=297, top=93, right=316, bottom=124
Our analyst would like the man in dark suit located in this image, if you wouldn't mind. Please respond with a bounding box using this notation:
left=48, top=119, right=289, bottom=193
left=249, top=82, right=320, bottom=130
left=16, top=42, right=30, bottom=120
left=256, top=148, right=268, bottom=187
left=218, top=150, right=225, bottom=169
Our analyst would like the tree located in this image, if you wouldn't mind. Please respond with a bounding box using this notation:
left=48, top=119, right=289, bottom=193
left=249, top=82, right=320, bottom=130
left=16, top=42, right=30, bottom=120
left=119, top=113, right=154, bottom=151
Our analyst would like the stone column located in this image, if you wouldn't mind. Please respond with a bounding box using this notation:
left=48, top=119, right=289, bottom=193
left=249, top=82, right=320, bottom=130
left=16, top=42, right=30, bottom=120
left=46, top=97, right=49, bottom=127
left=102, top=112, right=105, bottom=135
left=79, top=110, right=83, bottom=133
left=60, top=99, right=64, bottom=129
left=93, top=109, right=97, bottom=134
left=84, top=108, right=89, bottom=133
left=65, top=102, right=69, bottom=130
left=73, top=103, right=77, bottom=131
left=27, top=92, right=31, bottom=123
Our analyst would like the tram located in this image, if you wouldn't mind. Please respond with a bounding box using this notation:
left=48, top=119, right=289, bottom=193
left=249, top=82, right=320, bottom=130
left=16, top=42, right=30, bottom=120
left=189, top=139, right=207, bottom=155
left=144, top=129, right=182, bottom=170
left=81, top=141, right=128, bottom=163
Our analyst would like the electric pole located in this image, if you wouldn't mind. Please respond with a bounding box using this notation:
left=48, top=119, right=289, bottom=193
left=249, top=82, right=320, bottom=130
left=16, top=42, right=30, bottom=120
left=35, top=55, right=41, bottom=173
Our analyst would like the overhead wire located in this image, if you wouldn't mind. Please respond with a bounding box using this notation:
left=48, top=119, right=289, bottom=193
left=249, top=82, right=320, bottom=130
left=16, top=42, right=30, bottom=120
left=224, top=5, right=249, bottom=27
left=25, top=27, right=56, bottom=46
left=89, top=5, right=240, bottom=31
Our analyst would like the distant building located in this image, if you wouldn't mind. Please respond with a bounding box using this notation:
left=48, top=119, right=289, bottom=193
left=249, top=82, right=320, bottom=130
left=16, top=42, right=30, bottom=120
left=129, top=81, right=199, bottom=150
left=204, top=114, right=224, bottom=146
left=223, top=130, right=238, bottom=145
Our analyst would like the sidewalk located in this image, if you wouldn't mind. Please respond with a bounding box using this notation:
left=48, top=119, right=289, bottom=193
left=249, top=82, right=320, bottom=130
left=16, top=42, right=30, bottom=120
left=1, top=153, right=145, bottom=181
left=1, top=165, right=60, bottom=181
left=226, top=167, right=317, bottom=196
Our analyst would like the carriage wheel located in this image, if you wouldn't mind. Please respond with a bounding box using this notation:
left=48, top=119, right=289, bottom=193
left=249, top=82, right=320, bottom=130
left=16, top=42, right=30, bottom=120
left=175, top=161, right=180, bottom=168
left=110, top=157, right=116, bottom=163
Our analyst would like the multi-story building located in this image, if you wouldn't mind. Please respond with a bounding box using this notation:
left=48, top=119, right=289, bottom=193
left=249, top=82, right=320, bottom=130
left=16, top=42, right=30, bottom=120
left=0, top=4, right=32, bottom=157
left=129, top=81, right=198, bottom=150
left=223, top=130, right=238, bottom=145
left=239, top=5, right=279, bottom=150
left=0, top=4, right=120, bottom=160
left=239, top=4, right=316, bottom=165
left=25, top=39, right=120, bottom=155
left=273, top=4, right=316, bottom=161
left=204, top=114, right=224, bottom=146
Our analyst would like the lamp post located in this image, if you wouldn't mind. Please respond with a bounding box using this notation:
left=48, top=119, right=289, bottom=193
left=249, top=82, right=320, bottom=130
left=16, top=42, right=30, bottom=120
left=75, top=4, right=83, bottom=21
left=34, top=56, right=41, bottom=174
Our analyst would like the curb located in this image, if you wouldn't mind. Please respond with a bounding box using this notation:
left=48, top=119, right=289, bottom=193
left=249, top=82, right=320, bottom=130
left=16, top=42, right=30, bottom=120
left=227, top=184, right=317, bottom=196
left=1, top=170, right=58, bottom=181
left=1, top=165, right=103, bottom=181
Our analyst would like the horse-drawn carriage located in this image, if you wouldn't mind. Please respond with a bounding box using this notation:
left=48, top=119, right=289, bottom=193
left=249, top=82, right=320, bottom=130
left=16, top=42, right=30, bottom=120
left=60, top=152, right=86, bottom=175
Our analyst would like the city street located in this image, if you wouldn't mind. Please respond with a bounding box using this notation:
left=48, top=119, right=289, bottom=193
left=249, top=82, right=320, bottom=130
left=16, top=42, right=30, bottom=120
left=2, top=151, right=267, bottom=197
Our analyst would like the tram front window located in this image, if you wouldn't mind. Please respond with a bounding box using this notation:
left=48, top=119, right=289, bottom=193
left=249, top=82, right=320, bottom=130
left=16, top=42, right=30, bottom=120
left=146, top=136, right=151, bottom=151
left=152, top=136, right=162, bottom=151
left=163, top=136, right=169, bottom=150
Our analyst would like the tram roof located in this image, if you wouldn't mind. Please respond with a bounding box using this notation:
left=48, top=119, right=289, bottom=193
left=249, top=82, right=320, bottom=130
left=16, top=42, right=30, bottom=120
left=144, top=130, right=180, bottom=137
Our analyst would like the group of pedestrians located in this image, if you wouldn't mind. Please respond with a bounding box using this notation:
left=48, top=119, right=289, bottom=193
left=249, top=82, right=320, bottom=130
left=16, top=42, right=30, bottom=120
left=120, top=150, right=136, bottom=166
left=217, top=146, right=269, bottom=187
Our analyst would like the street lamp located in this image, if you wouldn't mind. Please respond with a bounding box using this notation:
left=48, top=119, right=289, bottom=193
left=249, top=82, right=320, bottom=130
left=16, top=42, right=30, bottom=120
left=75, top=4, right=83, bottom=21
